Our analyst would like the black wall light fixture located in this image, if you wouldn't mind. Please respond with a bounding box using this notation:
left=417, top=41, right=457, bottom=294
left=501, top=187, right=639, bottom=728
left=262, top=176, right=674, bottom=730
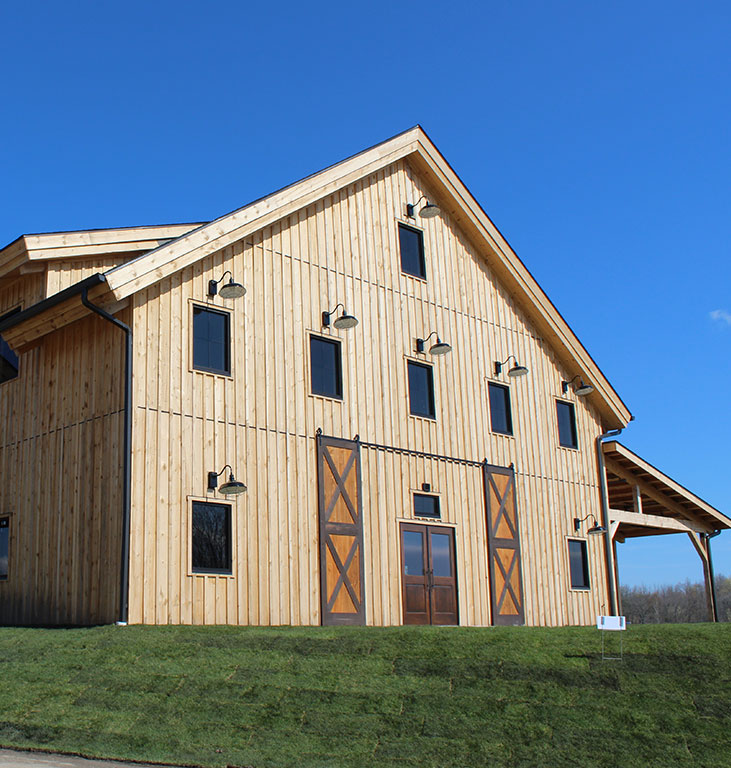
left=574, top=513, right=606, bottom=535
left=494, top=355, right=529, bottom=377
left=416, top=331, right=452, bottom=356
left=322, top=303, right=359, bottom=329
left=208, top=270, right=246, bottom=299
left=208, top=464, right=247, bottom=495
left=405, top=195, right=441, bottom=220
left=562, top=375, right=595, bottom=397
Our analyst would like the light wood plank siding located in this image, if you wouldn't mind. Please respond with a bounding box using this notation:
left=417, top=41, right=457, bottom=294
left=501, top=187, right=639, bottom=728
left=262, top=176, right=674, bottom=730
left=127, top=159, right=609, bottom=627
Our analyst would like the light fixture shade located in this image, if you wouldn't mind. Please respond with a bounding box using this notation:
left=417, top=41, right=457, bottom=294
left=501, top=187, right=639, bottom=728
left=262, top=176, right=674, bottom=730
left=429, top=340, right=452, bottom=356
left=219, top=279, right=247, bottom=299
left=587, top=522, right=606, bottom=535
left=219, top=476, right=247, bottom=495
left=332, top=312, right=359, bottom=330
left=508, top=363, right=529, bottom=377
left=419, top=202, right=441, bottom=219
left=575, top=381, right=594, bottom=397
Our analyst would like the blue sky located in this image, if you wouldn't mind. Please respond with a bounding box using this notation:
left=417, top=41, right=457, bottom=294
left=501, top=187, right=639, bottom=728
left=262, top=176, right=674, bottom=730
left=1, top=0, right=729, bottom=588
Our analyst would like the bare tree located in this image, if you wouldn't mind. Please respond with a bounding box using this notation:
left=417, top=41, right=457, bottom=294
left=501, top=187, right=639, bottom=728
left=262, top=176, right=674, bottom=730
left=621, top=575, right=730, bottom=624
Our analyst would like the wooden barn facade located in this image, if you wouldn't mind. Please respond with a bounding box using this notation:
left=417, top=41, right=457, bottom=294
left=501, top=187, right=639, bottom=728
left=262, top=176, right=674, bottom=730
left=0, top=127, right=727, bottom=627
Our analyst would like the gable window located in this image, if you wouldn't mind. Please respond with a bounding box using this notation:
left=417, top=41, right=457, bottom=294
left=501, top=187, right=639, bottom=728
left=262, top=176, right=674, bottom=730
left=193, top=306, right=231, bottom=375
left=556, top=400, right=578, bottom=449
left=310, top=335, right=343, bottom=399
left=398, top=223, right=426, bottom=279
left=488, top=382, right=513, bottom=435
left=0, top=517, right=9, bottom=580
left=192, top=501, right=232, bottom=574
left=568, top=539, right=590, bottom=589
left=0, top=308, right=21, bottom=385
left=408, top=361, right=435, bottom=419
left=414, top=493, right=441, bottom=520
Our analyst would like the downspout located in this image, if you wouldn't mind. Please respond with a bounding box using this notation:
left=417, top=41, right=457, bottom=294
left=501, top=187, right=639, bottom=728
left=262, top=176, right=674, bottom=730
left=595, top=427, right=624, bottom=615
left=705, top=530, right=722, bottom=622
left=81, top=286, right=132, bottom=625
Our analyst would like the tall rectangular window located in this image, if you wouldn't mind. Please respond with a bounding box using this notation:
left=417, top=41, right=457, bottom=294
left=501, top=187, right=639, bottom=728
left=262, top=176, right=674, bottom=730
left=568, top=539, right=589, bottom=589
left=0, top=517, right=9, bottom=581
left=192, top=501, right=232, bottom=574
left=398, top=223, right=426, bottom=279
left=193, top=306, right=231, bottom=375
left=408, top=361, right=435, bottom=418
left=0, top=308, right=21, bottom=385
left=556, top=400, right=578, bottom=449
left=310, top=335, right=343, bottom=399
left=488, top=382, right=513, bottom=435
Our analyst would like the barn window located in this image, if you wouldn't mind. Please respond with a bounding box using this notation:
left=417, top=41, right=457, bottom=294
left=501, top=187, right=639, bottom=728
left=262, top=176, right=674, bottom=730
left=0, top=307, right=21, bottom=385
left=568, top=539, right=590, bottom=589
left=310, top=335, right=343, bottom=399
left=398, top=223, right=426, bottom=279
left=556, top=400, right=578, bottom=449
left=192, top=306, right=231, bottom=375
left=488, top=382, right=513, bottom=435
left=191, top=501, right=232, bottom=574
left=414, top=493, right=440, bottom=520
left=408, top=361, right=435, bottom=419
left=0, top=517, right=9, bottom=580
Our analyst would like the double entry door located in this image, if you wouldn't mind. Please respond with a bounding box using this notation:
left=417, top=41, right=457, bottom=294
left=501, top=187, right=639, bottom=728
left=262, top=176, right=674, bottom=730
left=400, top=523, right=458, bottom=625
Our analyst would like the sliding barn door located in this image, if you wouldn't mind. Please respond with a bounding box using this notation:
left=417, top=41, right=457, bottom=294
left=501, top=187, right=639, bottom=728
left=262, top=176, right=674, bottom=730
left=316, top=434, right=366, bottom=625
left=483, top=463, right=525, bottom=626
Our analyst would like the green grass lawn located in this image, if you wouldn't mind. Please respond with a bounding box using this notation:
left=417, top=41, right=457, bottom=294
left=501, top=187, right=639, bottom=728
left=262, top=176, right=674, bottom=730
left=0, top=623, right=729, bottom=768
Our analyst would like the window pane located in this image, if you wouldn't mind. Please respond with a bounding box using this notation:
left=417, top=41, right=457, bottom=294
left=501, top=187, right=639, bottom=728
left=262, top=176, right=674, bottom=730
left=193, top=307, right=230, bottom=375
left=398, top=224, right=426, bottom=279
left=0, top=308, right=21, bottom=385
left=430, top=532, right=452, bottom=578
left=408, top=361, right=435, bottom=418
left=310, top=336, right=342, bottom=398
left=0, top=518, right=9, bottom=580
left=489, top=383, right=513, bottom=434
left=403, top=531, right=424, bottom=576
left=568, top=540, right=589, bottom=589
left=414, top=494, right=440, bottom=519
left=557, top=401, right=578, bottom=448
left=192, top=502, right=232, bottom=573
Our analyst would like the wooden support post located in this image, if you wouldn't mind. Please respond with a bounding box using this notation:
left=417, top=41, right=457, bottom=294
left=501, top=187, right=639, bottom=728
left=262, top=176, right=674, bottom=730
left=633, top=484, right=643, bottom=515
left=687, top=532, right=716, bottom=622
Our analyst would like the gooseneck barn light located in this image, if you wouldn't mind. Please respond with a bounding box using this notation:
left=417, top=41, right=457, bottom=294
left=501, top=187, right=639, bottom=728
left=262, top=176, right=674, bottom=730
left=208, top=270, right=246, bottom=299
left=207, top=465, right=247, bottom=495
left=416, top=331, right=452, bottom=356
left=574, top=514, right=606, bottom=535
left=322, top=303, right=359, bottom=330
left=494, top=355, right=529, bottom=378
left=562, top=375, right=595, bottom=397
left=405, top=195, right=441, bottom=220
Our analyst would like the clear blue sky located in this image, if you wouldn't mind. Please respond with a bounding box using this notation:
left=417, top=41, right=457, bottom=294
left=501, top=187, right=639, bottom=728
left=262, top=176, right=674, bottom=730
left=1, top=1, right=729, bottom=588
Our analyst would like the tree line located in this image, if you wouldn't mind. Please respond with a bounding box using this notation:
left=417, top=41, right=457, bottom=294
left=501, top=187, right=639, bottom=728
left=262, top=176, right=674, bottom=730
left=620, top=575, right=730, bottom=624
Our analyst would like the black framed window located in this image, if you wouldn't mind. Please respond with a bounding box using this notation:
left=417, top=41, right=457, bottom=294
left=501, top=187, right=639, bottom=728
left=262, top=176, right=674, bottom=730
left=193, top=306, right=231, bottom=375
left=0, top=517, right=9, bottom=580
left=488, top=382, right=513, bottom=435
left=0, top=308, right=21, bottom=385
left=556, top=400, right=578, bottom=449
left=568, top=539, right=590, bottom=589
left=310, top=335, right=343, bottom=399
left=398, top=223, right=426, bottom=279
left=407, top=361, right=435, bottom=418
left=192, top=501, right=232, bottom=574
left=414, top=493, right=440, bottom=519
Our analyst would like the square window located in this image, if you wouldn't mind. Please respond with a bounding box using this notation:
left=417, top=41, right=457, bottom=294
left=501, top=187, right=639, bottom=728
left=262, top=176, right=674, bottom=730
left=398, top=223, right=426, bottom=279
left=488, top=382, right=513, bottom=435
left=414, top=493, right=440, bottom=519
left=0, top=308, right=21, bottom=385
left=568, top=539, right=590, bottom=589
left=192, top=501, right=232, bottom=574
left=193, top=306, right=231, bottom=375
left=0, top=517, right=9, bottom=580
left=310, top=335, right=343, bottom=399
left=408, top=361, right=435, bottom=419
left=556, top=400, right=578, bottom=449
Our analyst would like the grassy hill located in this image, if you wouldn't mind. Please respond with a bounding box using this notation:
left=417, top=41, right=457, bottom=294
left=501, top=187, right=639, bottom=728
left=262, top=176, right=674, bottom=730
left=0, top=623, right=729, bottom=768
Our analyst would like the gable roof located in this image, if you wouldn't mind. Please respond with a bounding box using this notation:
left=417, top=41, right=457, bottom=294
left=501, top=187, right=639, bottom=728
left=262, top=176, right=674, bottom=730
left=1, top=126, right=632, bottom=428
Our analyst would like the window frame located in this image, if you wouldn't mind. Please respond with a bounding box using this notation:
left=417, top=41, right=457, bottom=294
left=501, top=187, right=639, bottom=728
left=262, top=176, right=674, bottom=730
left=488, top=381, right=514, bottom=436
left=0, top=516, right=10, bottom=581
left=556, top=399, right=579, bottom=449
left=191, top=303, right=232, bottom=377
left=309, top=333, right=344, bottom=400
left=0, top=307, right=22, bottom=386
left=407, top=359, right=436, bottom=420
left=398, top=222, right=427, bottom=280
left=567, top=538, right=590, bottom=590
left=190, top=499, right=234, bottom=576
left=413, top=493, right=441, bottom=520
